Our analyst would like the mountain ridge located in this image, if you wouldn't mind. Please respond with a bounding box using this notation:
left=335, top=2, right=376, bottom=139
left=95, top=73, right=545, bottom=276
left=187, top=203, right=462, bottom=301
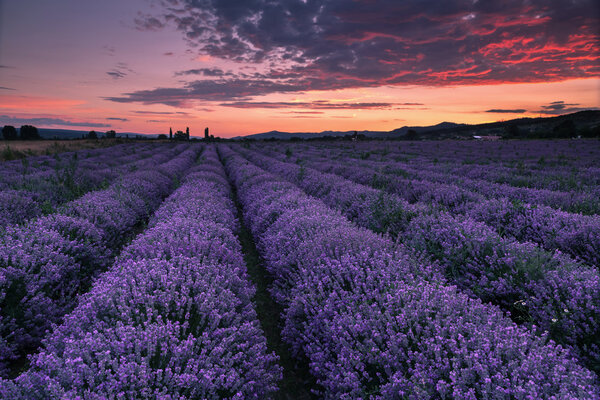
left=235, top=110, right=600, bottom=140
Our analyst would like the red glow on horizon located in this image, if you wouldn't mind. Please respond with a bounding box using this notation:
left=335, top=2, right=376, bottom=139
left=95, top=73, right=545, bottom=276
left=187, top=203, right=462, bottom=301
left=0, top=96, right=85, bottom=111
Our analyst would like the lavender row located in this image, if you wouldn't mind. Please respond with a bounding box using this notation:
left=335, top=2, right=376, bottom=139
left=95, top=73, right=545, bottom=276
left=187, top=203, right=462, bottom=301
left=0, top=144, right=188, bottom=228
left=329, top=157, right=600, bottom=267
left=0, top=145, right=200, bottom=376
left=265, top=140, right=600, bottom=190
left=470, top=198, right=600, bottom=267
left=357, top=155, right=599, bottom=267
left=1, top=145, right=281, bottom=398
left=0, top=143, right=145, bottom=191
left=272, top=143, right=600, bottom=214
left=373, top=158, right=600, bottom=215
left=288, top=141, right=600, bottom=192
left=395, top=154, right=600, bottom=193
left=345, top=139, right=600, bottom=168
left=219, top=146, right=598, bottom=398
left=273, top=148, right=600, bottom=267
left=1, top=142, right=190, bottom=223
left=234, top=146, right=600, bottom=373
left=0, top=143, right=137, bottom=175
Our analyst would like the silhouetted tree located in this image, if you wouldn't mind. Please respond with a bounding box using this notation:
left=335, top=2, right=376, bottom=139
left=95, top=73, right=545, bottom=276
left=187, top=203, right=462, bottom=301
left=404, top=129, right=418, bottom=140
left=186, top=127, right=190, bottom=139
left=504, top=124, right=521, bottom=138
left=157, top=134, right=168, bottom=139
left=169, top=127, right=173, bottom=139
left=87, top=130, right=98, bottom=139
left=174, top=130, right=188, bottom=140
left=579, top=125, right=600, bottom=138
left=1, top=125, right=18, bottom=140
left=553, top=120, right=576, bottom=138
left=19, top=125, right=41, bottom=140
left=105, top=130, right=116, bottom=139
left=204, top=127, right=209, bottom=139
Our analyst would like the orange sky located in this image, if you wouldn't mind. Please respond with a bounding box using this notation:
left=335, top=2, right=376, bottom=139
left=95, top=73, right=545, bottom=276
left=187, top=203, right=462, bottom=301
left=1, top=79, right=597, bottom=138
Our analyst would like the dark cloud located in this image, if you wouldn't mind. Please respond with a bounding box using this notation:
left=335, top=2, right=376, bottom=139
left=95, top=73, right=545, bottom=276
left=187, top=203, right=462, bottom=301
left=112, top=0, right=599, bottom=105
left=135, top=15, right=165, bottom=31
left=219, top=100, right=420, bottom=110
left=0, top=115, right=110, bottom=128
left=107, top=62, right=135, bottom=80
left=132, top=110, right=190, bottom=115
left=279, top=115, right=321, bottom=119
left=282, top=111, right=325, bottom=114
left=0, top=87, right=16, bottom=91
left=154, top=0, right=599, bottom=81
left=103, top=45, right=116, bottom=56
left=106, top=117, right=129, bottom=121
left=536, top=101, right=598, bottom=115
left=543, top=101, right=579, bottom=110
left=164, top=52, right=174, bottom=56
left=174, top=68, right=235, bottom=77
left=486, top=109, right=527, bottom=113
left=107, top=70, right=126, bottom=79
left=109, top=69, right=424, bottom=106
left=106, top=78, right=310, bottom=106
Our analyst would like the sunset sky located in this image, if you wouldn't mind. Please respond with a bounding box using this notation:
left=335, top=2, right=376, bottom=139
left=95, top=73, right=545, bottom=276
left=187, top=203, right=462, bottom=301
left=0, top=0, right=598, bottom=138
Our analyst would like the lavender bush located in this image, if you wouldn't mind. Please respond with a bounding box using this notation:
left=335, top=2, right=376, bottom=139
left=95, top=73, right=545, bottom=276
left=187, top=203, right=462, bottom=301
left=468, top=197, right=600, bottom=267
left=402, top=211, right=600, bottom=370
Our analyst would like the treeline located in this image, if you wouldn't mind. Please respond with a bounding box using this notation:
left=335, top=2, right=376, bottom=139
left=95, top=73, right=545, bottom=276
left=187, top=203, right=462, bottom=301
left=86, top=130, right=117, bottom=139
left=1, top=125, right=41, bottom=140
left=502, top=119, right=600, bottom=139
left=0, top=125, right=118, bottom=140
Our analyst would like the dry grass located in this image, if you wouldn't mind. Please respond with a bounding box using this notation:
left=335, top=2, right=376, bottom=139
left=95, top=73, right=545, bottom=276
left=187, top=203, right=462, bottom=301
left=0, top=140, right=122, bottom=161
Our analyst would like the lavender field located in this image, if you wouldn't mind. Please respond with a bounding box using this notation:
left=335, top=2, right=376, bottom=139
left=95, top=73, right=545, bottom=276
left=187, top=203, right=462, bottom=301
left=0, top=140, right=599, bottom=399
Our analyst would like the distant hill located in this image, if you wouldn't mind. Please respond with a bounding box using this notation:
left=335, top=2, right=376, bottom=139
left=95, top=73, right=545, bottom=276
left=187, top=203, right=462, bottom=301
left=237, top=110, right=600, bottom=140
left=387, top=122, right=465, bottom=137
left=407, top=110, right=600, bottom=139
left=234, top=129, right=390, bottom=140
left=37, top=129, right=90, bottom=139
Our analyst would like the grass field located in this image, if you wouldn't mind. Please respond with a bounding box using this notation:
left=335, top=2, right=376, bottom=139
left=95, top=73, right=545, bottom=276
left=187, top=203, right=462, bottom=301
left=0, top=139, right=121, bottom=161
